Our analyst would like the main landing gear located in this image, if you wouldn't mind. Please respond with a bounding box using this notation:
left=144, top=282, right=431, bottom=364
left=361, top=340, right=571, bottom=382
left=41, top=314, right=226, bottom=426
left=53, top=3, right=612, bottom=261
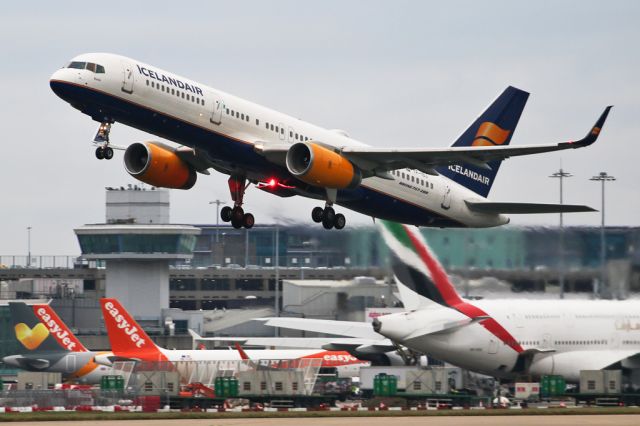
left=94, top=122, right=114, bottom=160
left=220, top=176, right=255, bottom=229
left=311, top=189, right=346, bottom=230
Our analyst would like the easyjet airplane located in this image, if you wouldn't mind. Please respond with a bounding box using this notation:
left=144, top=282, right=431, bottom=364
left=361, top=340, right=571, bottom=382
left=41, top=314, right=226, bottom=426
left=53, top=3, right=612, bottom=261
left=50, top=53, right=610, bottom=230
left=99, top=298, right=368, bottom=374
left=3, top=302, right=112, bottom=384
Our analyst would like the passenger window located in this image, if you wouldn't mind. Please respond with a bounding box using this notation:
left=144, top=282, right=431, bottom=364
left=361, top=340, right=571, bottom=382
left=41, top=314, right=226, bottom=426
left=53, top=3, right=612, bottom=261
left=241, top=113, right=245, bottom=120
left=281, top=128, right=284, bottom=134
left=96, top=64, right=105, bottom=73
left=86, top=63, right=96, bottom=72
left=247, top=116, right=250, bottom=122
left=146, top=80, right=149, bottom=86
left=270, top=124, right=274, bottom=131
left=275, top=126, right=279, bottom=132
left=68, top=61, right=86, bottom=69
left=226, top=108, right=230, bottom=114
left=295, top=133, right=299, bottom=140
left=202, top=100, right=205, bottom=106
left=256, top=119, right=260, bottom=125
left=161, top=85, right=165, bottom=92
left=265, top=122, right=269, bottom=129
left=290, top=131, right=293, bottom=137
left=171, top=88, right=175, bottom=95
left=181, top=92, right=185, bottom=99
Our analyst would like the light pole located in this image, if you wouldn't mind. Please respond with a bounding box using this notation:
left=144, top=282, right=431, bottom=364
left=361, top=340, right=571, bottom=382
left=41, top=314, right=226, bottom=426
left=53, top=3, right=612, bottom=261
left=26, top=226, right=32, bottom=268
left=274, top=225, right=280, bottom=337
left=549, top=168, right=572, bottom=299
left=589, top=172, right=616, bottom=298
left=209, top=200, right=226, bottom=243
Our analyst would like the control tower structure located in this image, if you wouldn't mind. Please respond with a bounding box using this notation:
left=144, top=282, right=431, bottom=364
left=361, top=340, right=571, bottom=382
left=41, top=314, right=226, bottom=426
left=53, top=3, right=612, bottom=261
left=74, top=187, right=200, bottom=318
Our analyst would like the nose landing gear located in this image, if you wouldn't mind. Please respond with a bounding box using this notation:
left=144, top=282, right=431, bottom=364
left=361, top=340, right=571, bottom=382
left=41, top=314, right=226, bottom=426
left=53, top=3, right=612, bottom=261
left=93, top=122, right=114, bottom=160
left=220, top=176, right=255, bottom=229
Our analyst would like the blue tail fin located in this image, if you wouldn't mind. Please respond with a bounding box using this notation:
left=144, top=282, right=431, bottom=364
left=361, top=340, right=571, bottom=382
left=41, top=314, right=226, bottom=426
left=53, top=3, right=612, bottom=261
left=436, top=86, right=529, bottom=197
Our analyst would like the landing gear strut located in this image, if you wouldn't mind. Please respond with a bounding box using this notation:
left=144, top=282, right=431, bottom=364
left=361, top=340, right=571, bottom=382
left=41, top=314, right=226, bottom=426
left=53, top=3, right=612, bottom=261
left=94, top=122, right=114, bottom=160
left=311, top=189, right=346, bottom=230
left=220, top=176, right=254, bottom=229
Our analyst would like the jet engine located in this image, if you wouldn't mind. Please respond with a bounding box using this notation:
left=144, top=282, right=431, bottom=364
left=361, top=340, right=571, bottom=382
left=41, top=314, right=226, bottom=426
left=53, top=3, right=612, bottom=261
left=285, top=142, right=361, bottom=189
left=124, top=142, right=197, bottom=189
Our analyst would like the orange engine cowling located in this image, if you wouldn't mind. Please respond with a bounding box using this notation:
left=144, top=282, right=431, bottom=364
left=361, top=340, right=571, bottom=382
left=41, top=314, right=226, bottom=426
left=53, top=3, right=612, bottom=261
left=124, top=142, right=197, bottom=189
left=285, top=142, right=361, bottom=189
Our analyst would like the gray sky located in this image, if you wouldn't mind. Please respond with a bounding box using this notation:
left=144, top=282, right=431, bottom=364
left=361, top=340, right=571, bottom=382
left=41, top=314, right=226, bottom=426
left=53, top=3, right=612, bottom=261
left=1, top=1, right=639, bottom=254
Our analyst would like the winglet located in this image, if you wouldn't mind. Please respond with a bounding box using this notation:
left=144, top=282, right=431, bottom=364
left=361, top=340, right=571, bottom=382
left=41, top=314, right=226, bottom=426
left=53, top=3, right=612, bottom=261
left=570, top=106, right=613, bottom=147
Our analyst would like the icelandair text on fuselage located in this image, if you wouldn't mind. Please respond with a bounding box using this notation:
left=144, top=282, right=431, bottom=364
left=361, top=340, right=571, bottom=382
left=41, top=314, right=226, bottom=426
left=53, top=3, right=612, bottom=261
left=448, top=165, right=490, bottom=185
left=136, top=65, right=204, bottom=96
left=104, top=302, right=146, bottom=348
left=35, top=307, right=77, bottom=351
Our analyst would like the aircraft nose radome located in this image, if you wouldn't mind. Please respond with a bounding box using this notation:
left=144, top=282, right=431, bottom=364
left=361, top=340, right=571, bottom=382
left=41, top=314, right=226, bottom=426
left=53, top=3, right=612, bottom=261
left=2, top=355, right=19, bottom=367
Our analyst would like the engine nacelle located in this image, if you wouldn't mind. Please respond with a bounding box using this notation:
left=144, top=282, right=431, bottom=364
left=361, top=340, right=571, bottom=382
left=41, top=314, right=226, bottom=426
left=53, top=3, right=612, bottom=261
left=124, top=142, right=197, bottom=189
left=285, top=142, right=361, bottom=189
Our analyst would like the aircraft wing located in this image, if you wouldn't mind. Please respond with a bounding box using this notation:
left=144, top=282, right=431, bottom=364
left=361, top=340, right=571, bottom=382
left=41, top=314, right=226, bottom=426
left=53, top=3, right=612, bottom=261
left=192, top=336, right=395, bottom=352
left=257, top=317, right=383, bottom=340
left=339, top=106, right=611, bottom=175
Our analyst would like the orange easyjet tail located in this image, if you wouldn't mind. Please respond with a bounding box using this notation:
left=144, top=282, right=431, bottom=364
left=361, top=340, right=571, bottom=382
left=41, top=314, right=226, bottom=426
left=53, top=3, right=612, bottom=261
left=100, top=298, right=165, bottom=360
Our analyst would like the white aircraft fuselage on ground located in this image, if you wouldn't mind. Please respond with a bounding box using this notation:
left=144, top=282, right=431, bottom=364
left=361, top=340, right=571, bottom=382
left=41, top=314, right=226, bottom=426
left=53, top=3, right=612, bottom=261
left=374, top=221, right=640, bottom=383
left=50, top=53, right=609, bottom=230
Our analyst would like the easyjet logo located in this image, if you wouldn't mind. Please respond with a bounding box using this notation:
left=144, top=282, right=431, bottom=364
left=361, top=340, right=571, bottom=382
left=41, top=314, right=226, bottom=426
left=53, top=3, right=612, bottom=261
left=322, top=353, right=358, bottom=363
left=35, top=307, right=77, bottom=351
left=104, top=301, right=146, bottom=348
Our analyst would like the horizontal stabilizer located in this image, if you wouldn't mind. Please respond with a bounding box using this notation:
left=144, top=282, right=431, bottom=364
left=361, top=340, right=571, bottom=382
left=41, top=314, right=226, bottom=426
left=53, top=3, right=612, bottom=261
left=466, top=201, right=596, bottom=214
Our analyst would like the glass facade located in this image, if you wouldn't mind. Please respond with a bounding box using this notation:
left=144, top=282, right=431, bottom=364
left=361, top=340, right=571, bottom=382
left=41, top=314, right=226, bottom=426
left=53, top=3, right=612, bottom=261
left=78, top=234, right=197, bottom=255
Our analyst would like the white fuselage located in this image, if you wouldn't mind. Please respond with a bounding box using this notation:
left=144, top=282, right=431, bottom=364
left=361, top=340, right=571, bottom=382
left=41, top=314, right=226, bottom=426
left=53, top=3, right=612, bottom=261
left=50, top=53, right=507, bottom=228
left=376, top=299, right=640, bottom=382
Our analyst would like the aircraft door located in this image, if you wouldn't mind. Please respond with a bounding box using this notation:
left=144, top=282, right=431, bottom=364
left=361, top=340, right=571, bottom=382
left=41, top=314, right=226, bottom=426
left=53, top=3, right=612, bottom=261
left=121, top=62, right=135, bottom=94
left=288, top=126, right=295, bottom=142
left=279, top=122, right=286, bottom=141
left=66, top=355, right=77, bottom=372
left=542, top=333, right=553, bottom=350
left=488, top=338, right=498, bottom=354
left=210, top=97, right=224, bottom=125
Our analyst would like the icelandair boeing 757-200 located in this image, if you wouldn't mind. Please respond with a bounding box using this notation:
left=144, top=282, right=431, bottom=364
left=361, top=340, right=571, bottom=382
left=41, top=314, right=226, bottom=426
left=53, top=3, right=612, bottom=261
left=50, top=53, right=611, bottom=230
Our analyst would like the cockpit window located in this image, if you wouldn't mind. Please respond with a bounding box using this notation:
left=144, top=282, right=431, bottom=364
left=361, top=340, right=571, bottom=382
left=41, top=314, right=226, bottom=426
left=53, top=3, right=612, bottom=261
left=67, top=61, right=106, bottom=73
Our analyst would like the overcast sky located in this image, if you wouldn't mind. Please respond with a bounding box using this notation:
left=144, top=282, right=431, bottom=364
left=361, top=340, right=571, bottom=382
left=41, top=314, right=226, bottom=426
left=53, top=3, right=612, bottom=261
left=1, top=1, right=639, bottom=255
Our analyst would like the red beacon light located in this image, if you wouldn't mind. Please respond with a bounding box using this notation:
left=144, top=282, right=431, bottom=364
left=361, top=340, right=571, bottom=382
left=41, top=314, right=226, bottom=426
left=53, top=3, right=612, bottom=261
left=268, top=178, right=277, bottom=188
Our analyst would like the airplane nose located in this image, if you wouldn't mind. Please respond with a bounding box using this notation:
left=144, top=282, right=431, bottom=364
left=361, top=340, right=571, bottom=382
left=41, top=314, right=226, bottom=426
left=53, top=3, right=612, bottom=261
left=2, top=355, right=19, bottom=368
left=372, top=318, right=382, bottom=333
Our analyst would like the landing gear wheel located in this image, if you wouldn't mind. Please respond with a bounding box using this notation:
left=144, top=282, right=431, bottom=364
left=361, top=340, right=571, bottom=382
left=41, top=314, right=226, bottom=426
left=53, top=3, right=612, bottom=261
left=322, top=216, right=334, bottom=229
left=243, top=213, right=255, bottom=229
left=311, top=207, right=324, bottom=223
left=334, top=213, right=346, bottom=230
left=231, top=206, right=245, bottom=229
left=104, top=147, right=114, bottom=160
left=95, top=147, right=105, bottom=160
left=323, top=207, right=335, bottom=223
left=220, top=206, right=233, bottom=222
